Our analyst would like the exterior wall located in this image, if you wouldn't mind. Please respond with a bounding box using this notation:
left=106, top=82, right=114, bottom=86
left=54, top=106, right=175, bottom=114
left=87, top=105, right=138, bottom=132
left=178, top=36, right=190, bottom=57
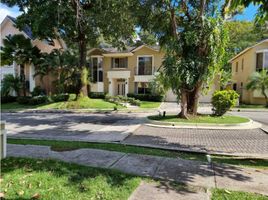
left=0, top=16, right=63, bottom=94
left=91, top=46, right=165, bottom=95
left=231, top=41, right=268, bottom=105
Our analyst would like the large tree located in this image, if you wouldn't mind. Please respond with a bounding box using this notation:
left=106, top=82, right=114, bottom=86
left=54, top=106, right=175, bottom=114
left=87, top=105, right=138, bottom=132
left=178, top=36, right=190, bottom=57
left=2, top=0, right=136, bottom=96
left=135, top=0, right=229, bottom=118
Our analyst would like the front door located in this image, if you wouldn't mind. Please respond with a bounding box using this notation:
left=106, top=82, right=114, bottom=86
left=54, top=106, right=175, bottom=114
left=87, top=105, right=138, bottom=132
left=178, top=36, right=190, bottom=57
left=117, top=79, right=126, bottom=96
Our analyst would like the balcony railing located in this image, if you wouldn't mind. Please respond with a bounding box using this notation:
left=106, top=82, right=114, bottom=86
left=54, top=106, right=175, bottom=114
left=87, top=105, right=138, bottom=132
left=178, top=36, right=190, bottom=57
left=135, top=66, right=156, bottom=75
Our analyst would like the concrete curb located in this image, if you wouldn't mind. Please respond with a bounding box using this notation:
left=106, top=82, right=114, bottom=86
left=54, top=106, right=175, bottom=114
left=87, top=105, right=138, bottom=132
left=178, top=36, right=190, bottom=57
left=231, top=108, right=268, bottom=113
left=145, top=118, right=263, bottom=130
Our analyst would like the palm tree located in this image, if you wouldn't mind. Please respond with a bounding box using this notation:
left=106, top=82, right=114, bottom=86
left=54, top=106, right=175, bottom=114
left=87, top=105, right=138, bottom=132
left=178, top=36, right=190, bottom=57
left=1, top=34, right=42, bottom=96
left=246, top=70, right=268, bottom=107
left=1, top=74, right=22, bottom=97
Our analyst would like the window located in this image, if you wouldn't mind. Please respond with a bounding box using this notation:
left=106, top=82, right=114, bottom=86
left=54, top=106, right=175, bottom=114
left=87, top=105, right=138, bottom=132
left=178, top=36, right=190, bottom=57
left=138, top=56, right=153, bottom=75
left=137, top=82, right=150, bottom=94
left=241, top=58, right=244, bottom=71
left=241, top=82, right=243, bottom=88
left=256, top=53, right=263, bottom=71
left=235, top=62, right=238, bottom=72
left=233, top=83, right=237, bottom=91
left=91, top=57, right=103, bottom=82
left=112, top=57, right=127, bottom=68
left=256, top=51, right=268, bottom=71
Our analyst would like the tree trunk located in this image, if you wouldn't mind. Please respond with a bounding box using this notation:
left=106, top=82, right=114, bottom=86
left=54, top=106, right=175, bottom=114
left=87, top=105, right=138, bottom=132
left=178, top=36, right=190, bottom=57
left=261, top=88, right=268, bottom=107
left=178, top=90, right=188, bottom=119
left=78, top=37, right=88, bottom=97
left=189, top=82, right=202, bottom=115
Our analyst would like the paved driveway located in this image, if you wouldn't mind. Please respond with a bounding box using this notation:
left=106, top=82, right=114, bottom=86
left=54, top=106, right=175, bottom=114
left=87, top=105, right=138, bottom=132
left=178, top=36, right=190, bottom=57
left=124, top=125, right=268, bottom=157
left=2, top=112, right=144, bottom=142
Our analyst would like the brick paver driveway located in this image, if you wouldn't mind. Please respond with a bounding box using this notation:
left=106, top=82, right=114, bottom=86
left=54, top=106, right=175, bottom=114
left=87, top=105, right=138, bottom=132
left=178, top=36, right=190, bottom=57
left=123, top=125, right=268, bottom=157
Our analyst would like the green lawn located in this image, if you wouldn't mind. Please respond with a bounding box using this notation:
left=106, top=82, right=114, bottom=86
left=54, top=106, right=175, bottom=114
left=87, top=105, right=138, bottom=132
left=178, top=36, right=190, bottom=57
left=1, top=157, right=140, bottom=200
left=8, top=139, right=268, bottom=169
left=148, top=114, right=250, bottom=124
left=139, top=101, right=161, bottom=109
left=1, top=98, right=160, bottom=110
left=211, top=189, right=268, bottom=200
left=1, top=98, right=119, bottom=110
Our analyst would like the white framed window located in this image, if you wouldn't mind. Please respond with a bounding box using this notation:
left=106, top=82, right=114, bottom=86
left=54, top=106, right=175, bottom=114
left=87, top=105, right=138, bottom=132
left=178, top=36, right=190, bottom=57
left=137, top=55, right=154, bottom=75
left=256, top=50, right=268, bottom=71
left=90, top=56, right=103, bottom=82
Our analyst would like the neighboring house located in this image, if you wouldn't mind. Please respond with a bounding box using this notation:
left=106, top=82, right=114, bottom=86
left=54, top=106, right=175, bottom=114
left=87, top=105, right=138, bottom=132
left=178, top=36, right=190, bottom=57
left=230, top=39, right=268, bottom=105
left=0, top=15, right=64, bottom=95
left=88, top=45, right=219, bottom=102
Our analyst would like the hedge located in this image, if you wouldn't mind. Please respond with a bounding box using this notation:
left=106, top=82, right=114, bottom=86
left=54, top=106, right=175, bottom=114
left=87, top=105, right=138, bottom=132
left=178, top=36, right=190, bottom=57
left=127, top=93, right=163, bottom=102
left=89, top=92, right=106, bottom=99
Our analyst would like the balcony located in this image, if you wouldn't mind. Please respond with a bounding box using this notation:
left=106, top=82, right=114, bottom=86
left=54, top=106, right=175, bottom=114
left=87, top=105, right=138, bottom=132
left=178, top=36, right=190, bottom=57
left=134, top=66, right=156, bottom=82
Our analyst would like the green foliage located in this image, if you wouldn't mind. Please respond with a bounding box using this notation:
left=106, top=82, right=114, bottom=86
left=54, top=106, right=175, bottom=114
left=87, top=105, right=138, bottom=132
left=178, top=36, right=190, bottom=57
left=105, top=95, right=141, bottom=106
left=1, top=96, right=17, bottom=104
left=51, top=94, right=70, bottom=102
left=127, top=93, right=163, bottom=102
left=31, top=86, right=46, bottom=97
left=17, top=96, right=31, bottom=105
left=212, top=90, right=239, bottom=116
left=1, top=74, right=21, bottom=96
left=68, top=93, right=77, bottom=101
left=28, top=96, right=48, bottom=105
left=246, top=70, right=268, bottom=106
left=89, top=92, right=106, bottom=99
left=148, top=73, right=168, bottom=96
left=0, top=34, right=41, bottom=66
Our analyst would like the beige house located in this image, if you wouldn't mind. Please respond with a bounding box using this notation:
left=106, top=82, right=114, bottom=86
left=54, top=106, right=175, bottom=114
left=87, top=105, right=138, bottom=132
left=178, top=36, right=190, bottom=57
left=230, top=39, right=268, bottom=105
left=88, top=45, right=218, bottom=102
left=0, top=15, right=64, bottom=94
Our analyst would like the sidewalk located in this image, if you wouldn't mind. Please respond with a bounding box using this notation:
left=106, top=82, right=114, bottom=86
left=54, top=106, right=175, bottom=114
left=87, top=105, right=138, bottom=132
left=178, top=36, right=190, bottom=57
left=7, top=144, right=268, bottom=196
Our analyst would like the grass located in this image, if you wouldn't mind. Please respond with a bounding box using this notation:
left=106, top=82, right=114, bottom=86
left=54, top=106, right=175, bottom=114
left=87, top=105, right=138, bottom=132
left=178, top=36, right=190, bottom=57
left=139, top=101, right=161, bottom=109
left=211, top=188, right=268, bottom=200
left=148, top=114, right=250, bottom=124
left=1, top=157, right=141, bottom=200
left=1, top=98, right=160, bottom=110
left=1, top=97, right=120, bottom=110
left=8, top=138, right=268, bottom=169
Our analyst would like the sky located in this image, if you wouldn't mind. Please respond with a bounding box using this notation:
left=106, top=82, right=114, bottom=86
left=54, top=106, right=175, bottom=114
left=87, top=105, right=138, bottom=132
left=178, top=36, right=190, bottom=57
left=0, top=2, right=259, bottom=24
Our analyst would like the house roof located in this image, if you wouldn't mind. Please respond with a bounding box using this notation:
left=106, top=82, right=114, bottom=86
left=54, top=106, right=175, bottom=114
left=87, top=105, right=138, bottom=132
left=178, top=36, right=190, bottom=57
left=229, top=38, right=268, bottom=63
left=5, top=15, right=35, bottom=40
left=89, top=44, right=160, bottom=55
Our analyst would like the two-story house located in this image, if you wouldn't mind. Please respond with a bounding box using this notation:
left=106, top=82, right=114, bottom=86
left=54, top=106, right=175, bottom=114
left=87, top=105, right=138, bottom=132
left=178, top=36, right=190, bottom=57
left=88, top=45, right=218, bottom=102
left=0, top=15, right=65, bottom=94
left=230, top=39, right=268, bottom=105
left=88, top=45, right=163, bottom=97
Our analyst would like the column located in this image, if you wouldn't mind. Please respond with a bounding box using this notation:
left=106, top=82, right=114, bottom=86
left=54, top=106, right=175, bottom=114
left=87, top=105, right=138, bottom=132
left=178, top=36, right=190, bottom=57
left=29, top=64, right=36, bottom=92
left=108, top=78, right=113, bottom=96
left=125, top=78, right=129, bottom=96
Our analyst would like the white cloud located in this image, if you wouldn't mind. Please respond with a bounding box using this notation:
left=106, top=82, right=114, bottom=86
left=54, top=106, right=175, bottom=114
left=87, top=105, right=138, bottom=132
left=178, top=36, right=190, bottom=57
left=0, top=4, right=21, bottom=24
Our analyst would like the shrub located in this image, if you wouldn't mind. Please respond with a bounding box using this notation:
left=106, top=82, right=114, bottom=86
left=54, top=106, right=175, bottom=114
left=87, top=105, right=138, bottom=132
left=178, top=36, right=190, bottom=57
left=89, top=92, right=105, bottom=99
left=212, top=90, right=239, bottom=116
left=31, top=86, right=46, bottom=96
left=68, top=93, right=77, bottom=101
left=28, top=96, right=48, bottom=105
left=17, top=96, right=31, bottom=105
left=51, top=94, right=69, bottom=102
left=1, top=96, right=17, bottom=104
left=127, top=93, right=163, bottom=102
